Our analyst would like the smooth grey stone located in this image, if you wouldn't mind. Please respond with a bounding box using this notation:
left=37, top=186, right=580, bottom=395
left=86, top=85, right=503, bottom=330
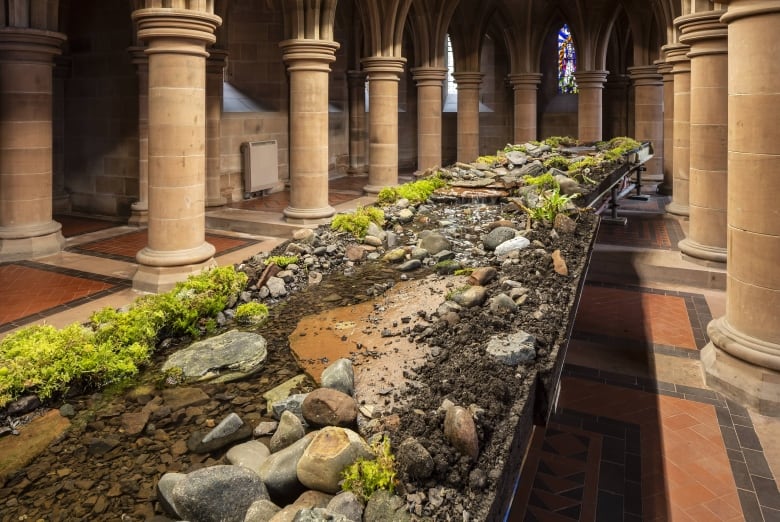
left=320, top=359, right=355, bottom=396
left=171, top=465, right=268, bottom=522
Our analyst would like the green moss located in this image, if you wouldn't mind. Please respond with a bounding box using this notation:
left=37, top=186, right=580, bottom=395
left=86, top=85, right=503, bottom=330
left=341, top=436, right=398, bottom=501
left=377, top=175, right=447, bottom=205
left=475, top=155, right=500, bottom=165
left=543, top=155, right=571, bottom=171
left=331, top=205, right=385, bottom=239
left=522, top=172, right=559, bottom=191
left=234, top=302, right=270, bottom=326
left=434, top=259, right=462, bottom=275
left=0, top=265, right=248, bottom=408
left=543, top=136, right=579, bottom=148
left=265, top=255, right=299, bottom=269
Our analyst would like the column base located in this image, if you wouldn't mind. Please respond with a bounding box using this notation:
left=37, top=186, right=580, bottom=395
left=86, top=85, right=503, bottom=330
left=363, top=183, right=393, bottom=195
left=0, top=221, right=65, bottom=262
left=133, top=257, right=218, bottom=294
left=702, top=317, right=780, bottom=417
left=283, top=205, right=336, bottom=222
left=206, top=196, right=227, bottom=208
left=656, top=182, right=673, bottom=195
left=128, top=202, right=149, bottom=227
left=678, top=238, right=727, bottom=267
left=665, top=201, right=690, bottom=216
left=347, top=166, right=368, bottom=176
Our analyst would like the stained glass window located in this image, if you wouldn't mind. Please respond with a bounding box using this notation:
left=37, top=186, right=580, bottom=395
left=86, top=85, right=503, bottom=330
left=558, top=24, right=578, bottom=94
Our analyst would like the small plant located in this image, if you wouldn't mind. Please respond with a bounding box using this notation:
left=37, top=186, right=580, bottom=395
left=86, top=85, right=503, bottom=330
left=234, top=302, right=269, bottom=326
left=377, top=175, right=447, bottom=205
left=522, top=172, right=559, bottom=191
left=264, top=255, right=299, bottom=269
left=543, top=136, right=578, bottom=148
left=475, top=154, right=500, bottom=166
left=453, top=268, right=474, bottom=277
left=543, top=155, right=571, bottom=171
left=503, top=143, right=528, bottom=154
left=521, top=187, right=580, bottom=223
left=434, top=259, right=461, bottom=275
left=445, top=284, right=472, bottom=301
left=331, top=206, right=386, bottom=239
left=341, top=436, right=398, bottom=501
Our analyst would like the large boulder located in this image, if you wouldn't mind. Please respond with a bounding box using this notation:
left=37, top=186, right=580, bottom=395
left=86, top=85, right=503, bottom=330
left=171, top=465, right=268, bottom=522
left=301, top=388, right=359, bottom=428
left=259, top=434, right=313, bottom=503
left=161, top=330, right=267, bottom=384
left=297, top=427, right=373, bottom=494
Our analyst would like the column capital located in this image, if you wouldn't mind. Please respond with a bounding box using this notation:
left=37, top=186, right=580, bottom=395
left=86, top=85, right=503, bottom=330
left=627, top=65, right=662, bottom=86
left=654, top=58, right=674, bottom=77
left=574, top=70, right=609, bottom=88
left=0, top=27, right=66, bottom=63
left=410, top=66, right=447, bottom=86
left=207, top=48, right=228, bottom=73
left=507, top=72, right=543, bottom=88
left=279, top=39, right=339, bottom=72
left=452, top=71, right=484, bottom=88
left=678, top=11, right=728, bottom=56
left=721, top=1, right=780, bottom=24
left=132, top=8, right=221, bottom=55
left=361, top=56, right=406, bottom=77
left=128, top=45, right=149, bottom=68
left=661, top=43, right=691, bottom=74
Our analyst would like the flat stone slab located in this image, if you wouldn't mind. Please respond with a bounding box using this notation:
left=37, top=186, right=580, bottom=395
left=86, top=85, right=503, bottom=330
left=162, top=330, right=268, bottom=384
left=0, top=410, right=71, bottom=485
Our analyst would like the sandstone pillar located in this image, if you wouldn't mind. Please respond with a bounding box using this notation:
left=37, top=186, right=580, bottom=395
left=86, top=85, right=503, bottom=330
left=574, top=70, right=609, bottom=143
left=702, top=1, right=780, bottom=416
left=655, top=57, right=675, bottom=195
left=347, top=70, right=368, bottom=175
left=604, top=74, right=630, bottom=139
left=664, top=43, right=692, bottom=216
left=453, top=72, right=483, bottom=163
left=131, top=8, right=221, bottom=293
left=362, top=56, right=406, bottom=194
left=279, top=40, right=339, bottom=220
left=507, top=73, right=542, bottom=143
left=0, top=28, right=66, bottom=261
left=678, top=12, right=728, bottom=265
left=52, top=57, right=70, bottom=214
left=628, top=66, right=663, bottom=178
left=411, top=67, right=447, bottom=171
left=206, top=49, right=227, bottom=208
left=128, top=46, right=149, bottom=226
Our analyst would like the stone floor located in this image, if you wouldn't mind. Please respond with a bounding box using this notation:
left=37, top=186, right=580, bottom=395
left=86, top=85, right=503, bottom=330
left=1, top=175, right=778, bottom=521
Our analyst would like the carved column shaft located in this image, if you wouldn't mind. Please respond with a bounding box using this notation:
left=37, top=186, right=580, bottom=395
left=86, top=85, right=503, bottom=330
left=206, top=49, right=227, bottom=208
left=656, top=58, right=675, bottom=195
left=453, top=71, right=483, bottom=163
left=347, top=70, right=368, bottom=174
left=128, top=46, right=149, bottom=226
left=574, top=70, right=609, bottom=142
left=628, top=66, right=663, bottom=178
left=508, top=73, right=542, bottom=143
left=664, top=42, right=692, bottom=216
left=411, top=67, right=447, bottom=171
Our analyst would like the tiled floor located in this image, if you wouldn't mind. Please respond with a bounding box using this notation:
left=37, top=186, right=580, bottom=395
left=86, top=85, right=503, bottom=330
left=2, top=180, right=779, bottom=521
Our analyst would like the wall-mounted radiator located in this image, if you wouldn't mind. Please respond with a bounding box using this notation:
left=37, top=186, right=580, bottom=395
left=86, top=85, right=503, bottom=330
left=241, top=140, right=279, bottom=195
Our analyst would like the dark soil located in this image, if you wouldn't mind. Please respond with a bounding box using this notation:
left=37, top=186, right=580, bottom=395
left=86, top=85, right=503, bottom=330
left=0, top=200, right=597, bottom=521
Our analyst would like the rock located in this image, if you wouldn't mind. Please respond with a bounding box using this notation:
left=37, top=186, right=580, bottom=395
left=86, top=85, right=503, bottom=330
left=482, top=226, right=517, bottom=250
left=451, top=286, right=487, bottom=308
left=121, top=411, right=149, bottom=436
left=259, top=435, right=313, bottom=503
left=397, top=208, right=414, bottom=223
left=59, top=403, right=76, bottom=418
left=263, top=375, right=309, bottom=414
left=397, top=259, right=422, bottom=272
left=171, top=465, right=268, bottom=522
left=320, top=359, right=354, bottom=396
left=157, top=472, right=185, bottom=517
left=327, top=492, right=363, bottom=521
left=363, top=490, right=411, bottom=522
left=418, top=231, right=452, bottom=255
left=396, top=438, right=434, bottom=479
left=293, top=508, right=349, bottom=522
left=366, top=222, right=386, bottom=242
left=87, top=437, right=120, bottom=456
left=293, top=228, right=316, bottom=243
left=271, top=410, right=306, bottom=452
left=494, top=236, right=531, bottom=256
left=292, top=490, right=334, bottom=510
left=489, top=293, right=518, bottom=313
left=161, top=330, right=268, bottom=384
left=270, top=393, right=309, bottom=424
left=410, top=247, right=428, bottom=260
left=297, top=427, right=373, bottom=494
left=363, top=235, right=383, bottom=247
left=226, top=440, right=271, bottom=475
left=552, top=249, right=569, bottom=276
left=468, top=266, right=497, bottom=286
left=553, top=213, right=577, bottom=234
left=301, top=389, right=358, bottom=429
left=245, top=498, right=282, bottom=522
left=504, top=151, right=527, bottom=166
left=254, top=420, right=279, bottom=437
left=554, top=175, right=581, bottom=196
left=443, top=406, right=479, bottom=461
left=345, top=244, right=365, bottom=262
left=266, top=276, right=288, bottom=298
left=187, top=412, right=253, bottom=454
left=6, top=395, right=41, bottom=416
left=486, top=331, right=536, bottom=365
left=162, top=387, right=210, bottom=411
left=383, top=248, right=406, bottom=263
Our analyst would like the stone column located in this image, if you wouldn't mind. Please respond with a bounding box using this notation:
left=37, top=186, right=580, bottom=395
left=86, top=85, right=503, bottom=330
left=453, top=72, right=483, bottom=163
left=362, top=56, right=406, bottom=194
left=664, top=43, right=692, bottom=216
left=678, top=12, right=728, bottom=265
left=206, top=49, right=227, bottom=208
left=0, top=28, right=66, bottom=261
left=347, top=70, right=368, bottom=175
left=702, top=1, right=780, bottom=416
left=279, top=39, right=339, bottom=220
left=52, top=57, right=70, bottom=214
left=128, top=46, right=149, bottom=226
left=604, top=74, right=630, bottom=139
left=411, top=67, right=447, bottom=171
left=574, top=70, right=609, bottom=143
left=655, top=57, right=675, bottom=195
left=131, top=8, right=221, bottom=293
left=628, top=65, right=664, bottom=178
left=507, top=73, right=542, bottom=143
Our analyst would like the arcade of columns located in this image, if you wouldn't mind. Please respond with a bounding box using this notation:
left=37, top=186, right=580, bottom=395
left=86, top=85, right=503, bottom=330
left=0, top=0, right=777, bottom=414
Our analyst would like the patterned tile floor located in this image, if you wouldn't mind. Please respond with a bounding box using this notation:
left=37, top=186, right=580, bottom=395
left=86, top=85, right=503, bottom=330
left=2, top=181, right=779, bottom=521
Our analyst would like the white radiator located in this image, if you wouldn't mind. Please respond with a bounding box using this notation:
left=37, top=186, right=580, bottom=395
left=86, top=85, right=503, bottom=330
left=241, top=140, right=279, bottom=194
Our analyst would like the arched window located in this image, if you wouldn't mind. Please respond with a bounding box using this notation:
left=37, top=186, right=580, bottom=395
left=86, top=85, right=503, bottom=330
left=558, top=24, right=578, bottom=94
